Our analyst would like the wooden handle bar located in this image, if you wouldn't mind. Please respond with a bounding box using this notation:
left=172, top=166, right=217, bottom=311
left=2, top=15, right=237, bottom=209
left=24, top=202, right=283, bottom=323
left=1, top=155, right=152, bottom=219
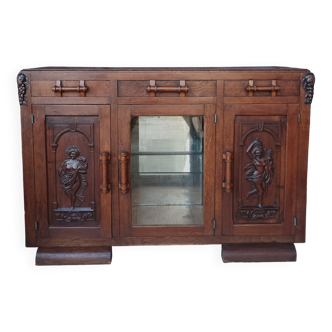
left=100, top=152, right=111, bottom=193
left=222, top=152, right=233, bottom=193
left=147, top=86, right=189, bottom=93
left=118, top=152, right=130, bottom=194
left=52, top=86, right=88, bottom=92
left=246, top=80, right=280, bottom=97
left=147, top=80, right=189, bottom=97
left=245, top=86, right=280, bottom=92
left=52, top=80, right=87, bottom=97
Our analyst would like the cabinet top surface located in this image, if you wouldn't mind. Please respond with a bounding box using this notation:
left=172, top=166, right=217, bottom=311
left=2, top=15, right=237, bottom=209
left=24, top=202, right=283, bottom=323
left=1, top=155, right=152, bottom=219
left=21, top=66, right=309, bottom=72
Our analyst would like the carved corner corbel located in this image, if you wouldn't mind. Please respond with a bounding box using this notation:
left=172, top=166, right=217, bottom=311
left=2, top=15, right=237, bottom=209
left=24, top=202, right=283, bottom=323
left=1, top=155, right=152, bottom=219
left=302, top=72, right=315, bottom=104
left=17, top=72, right=29, bottom=106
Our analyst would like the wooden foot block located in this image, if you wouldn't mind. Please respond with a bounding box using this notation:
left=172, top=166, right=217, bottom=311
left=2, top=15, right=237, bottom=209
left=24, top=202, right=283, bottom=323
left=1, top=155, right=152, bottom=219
left=222, top=243, right=296, bottom=263
left=36, top=247, right=112, bottom=266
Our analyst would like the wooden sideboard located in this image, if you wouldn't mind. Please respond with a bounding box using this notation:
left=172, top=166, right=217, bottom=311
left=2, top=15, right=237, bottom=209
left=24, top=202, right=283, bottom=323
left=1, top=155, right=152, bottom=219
left=17, top=67, right=315, bottom=265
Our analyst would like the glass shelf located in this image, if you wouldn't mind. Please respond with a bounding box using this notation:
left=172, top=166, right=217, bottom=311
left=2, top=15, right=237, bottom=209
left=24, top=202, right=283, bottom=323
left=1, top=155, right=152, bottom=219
left=131, top=116, right=204, bottom=226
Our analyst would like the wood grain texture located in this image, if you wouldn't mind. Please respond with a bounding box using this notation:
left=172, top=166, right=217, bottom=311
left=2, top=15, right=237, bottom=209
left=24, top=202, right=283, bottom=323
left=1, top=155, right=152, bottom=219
left=222, top=103, right=298, bottom=237
left=110, top=81, right=120, bottom=238
left=203, top=104, right=216, bottom=235
left=31, top=97, right=111, bottom=105
left=33, top=105, right=48, bottom=239
left=36, top=235, right=295, bottom=248
left=283, top=104, right=299, bottom=236
left=224, top=97, right=300, bottom=104
left=46, top=115, right=100, bottom=228
left=118, top=105, right=131, bottom=237
left=99, top=106, right=112, bottom=238
left=295, top=73, right=311, bottom=242
left=18, top=67, right=312, bottom=264
left=19, top=72, right=37, bottom=247
left=221, top=103, right=234, bottom=236
left=130, top=104, right=204, bottom=116
left=222, top=243, right=296, bottom=262
left=118, top=97, right=216, bottom=105
left=215, top=80, right=224, bottom=237
left=36, top=247, right=112, bottom=265
left=28, top=69, right=305, bottom=82
left=47, top=228, right=101, bottom=239
left=32, top=80, right=110, bottom=97
left=118, top=80, right=216, bottom=97
left=44, top=104, right=100, bottom=115
left=130, top=226, right=208, bottom=238
left=224, top=80, right=300, bottom=97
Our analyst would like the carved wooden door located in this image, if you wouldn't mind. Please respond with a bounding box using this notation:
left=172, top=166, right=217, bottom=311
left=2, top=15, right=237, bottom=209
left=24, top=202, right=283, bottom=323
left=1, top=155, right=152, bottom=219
left=118, top=104, right=216, bottom=237
left=33, top=105, right=112, bottom=239
left=221, top=104, right=299, bottom=237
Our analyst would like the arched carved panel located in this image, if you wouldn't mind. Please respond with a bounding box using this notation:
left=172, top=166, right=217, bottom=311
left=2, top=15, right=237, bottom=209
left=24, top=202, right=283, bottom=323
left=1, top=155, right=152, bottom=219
left=234, top=115, right=286, bottom=224
left=46, top=116, right=100, bottom=227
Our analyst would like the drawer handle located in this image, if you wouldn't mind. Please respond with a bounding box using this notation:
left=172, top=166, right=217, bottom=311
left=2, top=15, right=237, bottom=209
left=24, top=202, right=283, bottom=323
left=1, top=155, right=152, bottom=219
left=147, top=80, right=189, bottom=97
left=246, top=80, right=280, bottom=97
left=222, top=152, right=233, bottom=193
left=118, top=152, right=130, bottom=194
left=100, top=152, right=111, bottom=193
left=52, top=80, right=88, bottom=97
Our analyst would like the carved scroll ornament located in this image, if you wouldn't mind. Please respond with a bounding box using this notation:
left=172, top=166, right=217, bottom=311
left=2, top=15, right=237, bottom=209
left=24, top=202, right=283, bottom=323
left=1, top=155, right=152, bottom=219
left=302, top=72, right=315, bottom=104
left=55, top=211, right=93, bottom=223
left=58, top=145, right=88, bottom=210
left=17, top=73, right=29, bottom=106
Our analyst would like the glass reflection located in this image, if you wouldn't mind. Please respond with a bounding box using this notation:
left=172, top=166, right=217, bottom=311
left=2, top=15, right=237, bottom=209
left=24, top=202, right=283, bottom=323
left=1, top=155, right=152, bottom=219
left=131, top=116, right=204, bottom=226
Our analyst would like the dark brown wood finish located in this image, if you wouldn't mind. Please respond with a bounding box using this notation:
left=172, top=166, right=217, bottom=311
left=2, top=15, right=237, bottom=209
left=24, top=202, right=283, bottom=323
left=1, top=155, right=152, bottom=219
left=221, top=104, right=299, bottom=237
left=33, top=104, right=111, bottom=239
left=118, top=103, right=216, bottom=238
left=36, top=247, right=112, bottom=265
left=18, top=67, right=313, bottom=265
left=222, top=243, right=296, bottom=263
left=118, top=152, right=130, bottom=194
left=100, top=152, right=111, bottom=193
left=18, top=72, right=37, bottom=246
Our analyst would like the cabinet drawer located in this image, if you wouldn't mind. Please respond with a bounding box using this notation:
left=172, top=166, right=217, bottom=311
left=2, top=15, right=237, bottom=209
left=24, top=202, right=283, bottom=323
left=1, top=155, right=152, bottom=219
left=118, top=80, right=216, bottom=97
left=224, top=80, right=300, bottom=97
left=31, top=80, right=110, bottom=97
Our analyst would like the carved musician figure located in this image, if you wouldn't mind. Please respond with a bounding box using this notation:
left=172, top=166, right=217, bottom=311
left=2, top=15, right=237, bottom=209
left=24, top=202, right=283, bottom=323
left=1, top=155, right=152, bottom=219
left=58, top=145, right=88, bottom=210
left=244, top=137, right=274, bottom=208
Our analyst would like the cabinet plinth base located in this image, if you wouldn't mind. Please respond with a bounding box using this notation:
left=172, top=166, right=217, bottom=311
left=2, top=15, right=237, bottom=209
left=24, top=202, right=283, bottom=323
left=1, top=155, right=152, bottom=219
left=221, top=243, right=296, bottom=263
left=36, top=247, right=112, bottom=265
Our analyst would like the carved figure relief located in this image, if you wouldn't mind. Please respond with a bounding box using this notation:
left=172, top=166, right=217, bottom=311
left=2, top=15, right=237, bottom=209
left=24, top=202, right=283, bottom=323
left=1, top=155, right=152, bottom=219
left=302, top=72, right=315, bottom=104
left=244, top=137, right=274, bottom=208
left=58, top=145, right=88, bottom=210
left=17, top=73, right=29, bottom=106
left=236, top=119, right=283, bottom=222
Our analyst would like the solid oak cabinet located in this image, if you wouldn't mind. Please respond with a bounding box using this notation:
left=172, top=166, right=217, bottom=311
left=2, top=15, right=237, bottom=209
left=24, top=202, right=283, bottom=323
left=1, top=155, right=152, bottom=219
left=17, top=67, right=315, bottom=265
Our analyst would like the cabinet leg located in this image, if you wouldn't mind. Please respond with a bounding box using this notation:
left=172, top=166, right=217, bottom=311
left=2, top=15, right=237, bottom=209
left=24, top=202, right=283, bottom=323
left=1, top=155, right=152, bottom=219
left=221, top=243, right=296, bottom=263
left=36, top=247, right=112, bottom=265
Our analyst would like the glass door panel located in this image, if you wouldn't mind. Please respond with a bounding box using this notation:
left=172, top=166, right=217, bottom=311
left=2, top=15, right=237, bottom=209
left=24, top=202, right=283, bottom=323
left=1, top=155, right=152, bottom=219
left=131, top=116, right=204, bottom=226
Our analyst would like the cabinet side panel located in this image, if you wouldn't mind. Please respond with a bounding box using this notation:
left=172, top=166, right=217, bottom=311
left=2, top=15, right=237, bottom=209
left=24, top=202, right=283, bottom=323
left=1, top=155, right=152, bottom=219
left=295, top=74, right=311, bottom=242
left=19, top=72, right=37, bottom=246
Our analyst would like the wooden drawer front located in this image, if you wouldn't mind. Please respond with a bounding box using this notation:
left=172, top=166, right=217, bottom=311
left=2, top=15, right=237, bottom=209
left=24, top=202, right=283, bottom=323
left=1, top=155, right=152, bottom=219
left=118, top=80, right=216, bottom=97
left=224, top=80, right=300, bottom=97
left=31, top=81, right=110, bottom=97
